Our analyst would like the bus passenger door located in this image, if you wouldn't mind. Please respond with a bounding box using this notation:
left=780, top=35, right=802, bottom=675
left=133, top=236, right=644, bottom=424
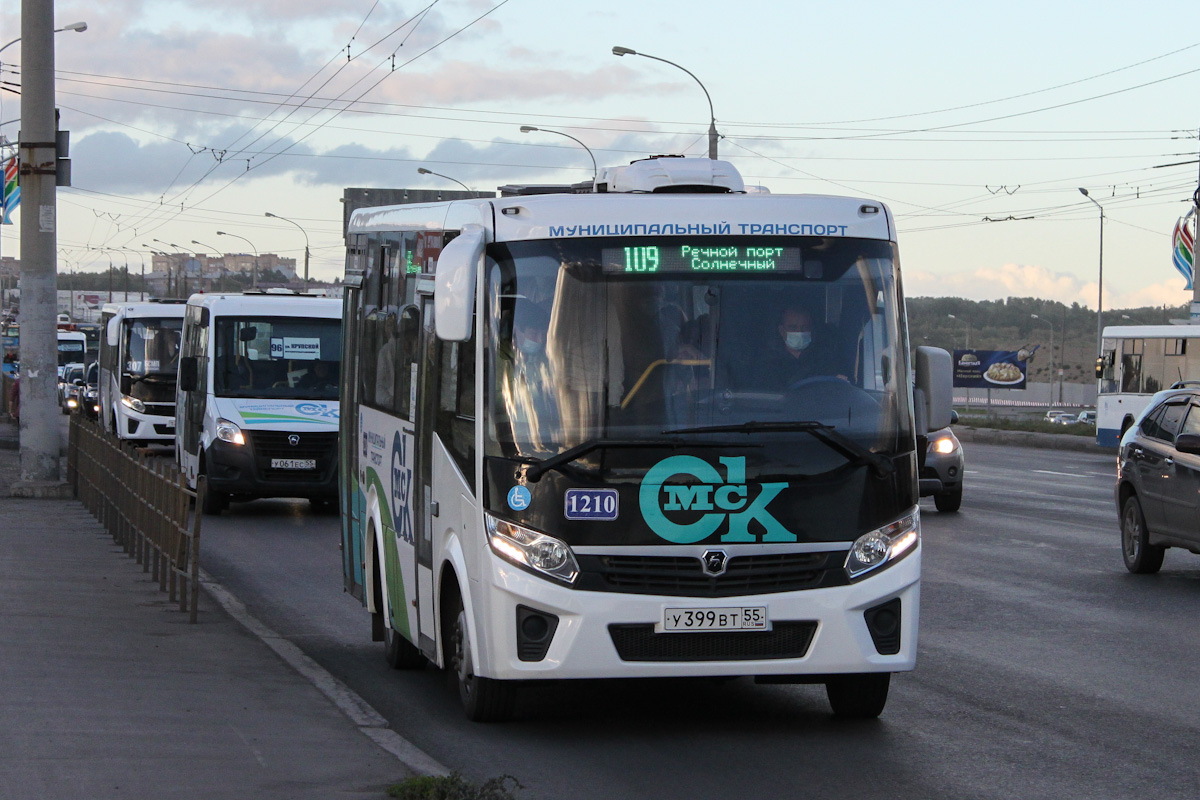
left=414, top=295, right=439, bottom=659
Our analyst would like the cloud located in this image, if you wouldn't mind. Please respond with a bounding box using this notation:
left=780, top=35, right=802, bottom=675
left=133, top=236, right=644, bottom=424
left=905, top=262, right=1193, bottom=310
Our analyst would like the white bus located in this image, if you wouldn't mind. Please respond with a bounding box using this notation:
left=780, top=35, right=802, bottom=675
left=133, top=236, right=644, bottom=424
left=175, top=292, right=342, bottom=514
left=56, top=329, right=87, bottom=373
left=1096, top=323, right=1200, bottom=446
left=338, top=156, right=952, bottom=721
left=98, top=302, right=186, bottom=443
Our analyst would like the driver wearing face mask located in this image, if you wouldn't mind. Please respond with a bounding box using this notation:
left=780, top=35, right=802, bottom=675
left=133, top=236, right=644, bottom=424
left=766, top=306, right=835, bottom=390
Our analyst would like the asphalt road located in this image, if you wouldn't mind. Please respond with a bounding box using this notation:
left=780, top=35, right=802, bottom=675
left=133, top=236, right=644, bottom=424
left=199, top=443, right=1200, bottom=800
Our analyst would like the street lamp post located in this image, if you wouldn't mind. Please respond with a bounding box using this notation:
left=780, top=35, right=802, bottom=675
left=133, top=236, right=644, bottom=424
left=216, top=231, right=259, bottom=288
left=152, top=239, right=189, bottom=297
left=612, top=45, right=718, bottom=160
left=13, top=7, right=89, bottom=486
left=1079, top=187, right=1105, bottom=364
left=192, top=239, right=225, bottom=292
left=520, top=126, right=598, bottom=182
left=948, top=313, right=970, bottom=410
left=417, top=167, right=474, bottom=197
left=264, top=212, right=310, bottom=285
left=1031, top=314, right=1055, bottom=408
left=142, top=244, right=171, bottom=295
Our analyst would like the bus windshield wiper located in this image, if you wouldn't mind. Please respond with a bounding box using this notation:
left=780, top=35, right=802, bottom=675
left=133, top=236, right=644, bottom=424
left=661, top=421, right=894, bottom=479
left=524, top=437, right=755, bottom=482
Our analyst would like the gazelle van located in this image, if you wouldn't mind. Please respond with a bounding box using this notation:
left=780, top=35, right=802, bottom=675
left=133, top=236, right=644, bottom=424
left=175, top=292, right=342, bottom=514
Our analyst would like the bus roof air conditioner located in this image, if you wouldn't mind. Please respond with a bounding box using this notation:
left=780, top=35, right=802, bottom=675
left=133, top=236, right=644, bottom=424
left=596, top=156, right=745, bottom=194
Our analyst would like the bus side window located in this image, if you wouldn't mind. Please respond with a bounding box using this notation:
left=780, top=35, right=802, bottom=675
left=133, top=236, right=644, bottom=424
left=434, top=318, right=476, bottom=488
left=392, top=305, right=420, bottom=419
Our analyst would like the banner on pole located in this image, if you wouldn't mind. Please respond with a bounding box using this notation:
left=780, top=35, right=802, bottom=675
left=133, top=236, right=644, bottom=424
left=1, top=156, right=19, bottom=225
left=1172, top=212, right=1194, bottom=290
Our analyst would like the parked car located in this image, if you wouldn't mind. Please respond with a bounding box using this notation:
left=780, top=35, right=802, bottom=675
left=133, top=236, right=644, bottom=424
left=1115, top=385, right=1200, bottom=573
left=920, top=411, right=964, bottom=512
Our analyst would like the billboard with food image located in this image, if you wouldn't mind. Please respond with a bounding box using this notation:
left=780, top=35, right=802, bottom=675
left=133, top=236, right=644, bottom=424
left=953, top=349, right=1028, bottom=389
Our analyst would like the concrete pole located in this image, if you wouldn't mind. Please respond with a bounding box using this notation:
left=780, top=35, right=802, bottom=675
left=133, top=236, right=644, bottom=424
left=17, top=0, right=60, bottom=485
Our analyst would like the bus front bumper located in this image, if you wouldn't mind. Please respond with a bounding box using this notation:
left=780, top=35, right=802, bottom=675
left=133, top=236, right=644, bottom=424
left=472, top=544, right=920, bottom=681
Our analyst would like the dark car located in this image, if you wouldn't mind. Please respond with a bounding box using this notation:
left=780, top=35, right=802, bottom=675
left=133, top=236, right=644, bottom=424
left=919, top=411, right=964, bottom=512
left=1115, top=386, right=1200, bottom=573
left=78, top=361, right=99, bottom=420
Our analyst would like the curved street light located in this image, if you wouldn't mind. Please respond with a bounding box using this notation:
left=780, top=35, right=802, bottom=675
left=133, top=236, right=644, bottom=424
left=417, top=166, right=474, bottom=197
left=520, top=125, right=598, bottom=182
left=264, top=212, right=310, bottom=284
left=216, top=231, right=259, bottom=288
left=192, top=239, right=226, bottom=293
left=1079, top=187, right=1105, bottom=363
left=612, top=45, right=718, bottom=160
left=1031, top=314, right=1056, bottom=407
left=0, top=21, right=87, bottom=57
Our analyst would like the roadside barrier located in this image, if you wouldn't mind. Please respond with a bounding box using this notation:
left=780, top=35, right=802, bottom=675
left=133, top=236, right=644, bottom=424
left=67, top=415, right=204, bottom=623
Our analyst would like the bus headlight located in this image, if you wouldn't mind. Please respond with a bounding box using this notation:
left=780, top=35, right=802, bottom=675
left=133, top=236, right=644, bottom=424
left=485, top=514, right=579, bottom=585
left=120, top=395, right=146, bottom=414
left=215, top=418, right=245, bottom=446
left=845, top=511, right=920, bottom=579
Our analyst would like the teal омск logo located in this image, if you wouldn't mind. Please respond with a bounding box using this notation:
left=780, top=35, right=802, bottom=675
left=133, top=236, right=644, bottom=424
left=639, top=455, right=795, bottom=544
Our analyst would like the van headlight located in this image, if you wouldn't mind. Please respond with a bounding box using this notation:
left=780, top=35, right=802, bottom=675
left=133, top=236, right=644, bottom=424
left=485, top=514, right=579, bottom=585
left=215, top=418, right=245, bottom=446
left=120, top=395, right=146, bottom=414
left=845, top=511, right=920, bottom=579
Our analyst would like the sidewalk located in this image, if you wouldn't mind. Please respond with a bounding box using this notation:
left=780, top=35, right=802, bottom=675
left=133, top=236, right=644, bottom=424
left=0, top=419, right=412, bottom=799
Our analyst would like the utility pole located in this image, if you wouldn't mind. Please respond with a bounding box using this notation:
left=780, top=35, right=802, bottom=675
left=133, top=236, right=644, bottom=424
left=16, top=0, right=62, bottom=488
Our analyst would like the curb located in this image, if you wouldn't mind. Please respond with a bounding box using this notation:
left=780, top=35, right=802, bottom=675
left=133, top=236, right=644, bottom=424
left=952, top=425, right=1112, bottom=454
left=198, top=569, right=451, bottom=779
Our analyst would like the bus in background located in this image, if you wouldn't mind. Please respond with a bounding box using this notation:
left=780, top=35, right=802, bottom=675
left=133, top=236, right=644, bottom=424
left=175, top=292, right=342, bottom=515
left=1096, top=323, right=1200, bottom=446
left=56, top=329, right=87, bottom=376
left=339, top=156, right=952, bottom=722
left=99, top=301, right=186, bottom=444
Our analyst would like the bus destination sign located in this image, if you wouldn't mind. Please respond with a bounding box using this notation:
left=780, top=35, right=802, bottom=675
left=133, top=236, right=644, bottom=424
left=602, top=245, right=803, bottom=274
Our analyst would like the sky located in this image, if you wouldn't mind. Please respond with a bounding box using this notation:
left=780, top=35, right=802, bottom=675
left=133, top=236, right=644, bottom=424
left=2, top=0, right=1199, bottom=310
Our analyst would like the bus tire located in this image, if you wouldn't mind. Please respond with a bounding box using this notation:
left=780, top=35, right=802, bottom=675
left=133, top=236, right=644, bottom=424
left=1121, top=494, right=1164, bottom=574
left=444, top=587, right=515, bottom=722
left=826, top=673, right=890, bottom=719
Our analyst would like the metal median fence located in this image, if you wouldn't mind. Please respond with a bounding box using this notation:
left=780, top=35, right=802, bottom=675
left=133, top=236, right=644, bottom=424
left=67, top=415, right=205, bottom=623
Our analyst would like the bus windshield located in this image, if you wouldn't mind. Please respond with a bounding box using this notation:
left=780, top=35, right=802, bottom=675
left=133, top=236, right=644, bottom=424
left=124, top=318, right=183, bottom=378
left=485, top=236, right=912, bottom=468
left=213, top=316, right=341, bottom=399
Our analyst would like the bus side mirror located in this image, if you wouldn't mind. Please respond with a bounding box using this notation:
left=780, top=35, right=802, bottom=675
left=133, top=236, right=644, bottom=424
left=106, top=317, right=121, bottom=347
left=434, top=225, right=484, bottom=342
left=179, top=356, right=198, bottom=392
left=914, top=345, right=952, bottom=432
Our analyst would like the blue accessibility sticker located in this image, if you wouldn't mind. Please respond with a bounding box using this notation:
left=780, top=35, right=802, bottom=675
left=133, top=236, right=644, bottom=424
left=507, top=485, right=532, bottom=511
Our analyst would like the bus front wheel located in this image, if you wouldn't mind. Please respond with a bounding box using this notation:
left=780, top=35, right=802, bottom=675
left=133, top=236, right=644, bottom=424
left=826, top=673, right=890, bottom=719
left=444, top=589, right=515, bottom=722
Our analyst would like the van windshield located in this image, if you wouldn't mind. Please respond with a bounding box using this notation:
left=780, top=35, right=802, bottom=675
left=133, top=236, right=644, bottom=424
left=212, top=316, right=341, bottom=399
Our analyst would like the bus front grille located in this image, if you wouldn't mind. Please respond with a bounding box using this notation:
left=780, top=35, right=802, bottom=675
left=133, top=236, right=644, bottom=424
left=607, top=622, right=817, bottom=662
left=575, top=552, right=848, bottom=597
left=248, top=430, right=338, bottom=481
